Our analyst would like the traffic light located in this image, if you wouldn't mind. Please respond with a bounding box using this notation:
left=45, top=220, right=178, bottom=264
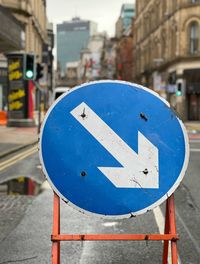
left=24, top=54, right=35, bottom=80
left=36, top=63, right=44, bottom=81
left=168, top=73, right=176, bottom=85
left=176, top=82, right=182, bottom=96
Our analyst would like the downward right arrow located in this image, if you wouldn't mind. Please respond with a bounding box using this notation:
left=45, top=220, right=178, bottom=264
left=71, top=102, right=159, bottom=189
left=98, top=132, right=159, bottom=188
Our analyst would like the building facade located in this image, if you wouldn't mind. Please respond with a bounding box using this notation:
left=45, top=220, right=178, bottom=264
left=134, top=0, right=200, bottom=121
left=115, top=24, right=134, bottom=81
left=0, top=0, right=47, bottom=62
left=115, top=3, right=135, bottom=38
left=115, top=3, right=135, bottom=81
left=0, top=0, right=47, bottom=126
left=47, top=22, right=54, bottom=92
left=0, top=4, right=24, bottom=53
left=57, top=17, right=97, bottom=75
left=100, top=37, right=117, bottom=80
left=0, top=5, right=24, bottom=111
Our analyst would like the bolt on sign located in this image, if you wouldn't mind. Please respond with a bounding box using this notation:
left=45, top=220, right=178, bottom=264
left=39, top=81, right=189, bottom=218
left=7, top=53, right=28, bottom=120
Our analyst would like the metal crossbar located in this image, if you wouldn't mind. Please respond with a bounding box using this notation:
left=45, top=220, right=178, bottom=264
left=51, top=192, right=179, bottom=264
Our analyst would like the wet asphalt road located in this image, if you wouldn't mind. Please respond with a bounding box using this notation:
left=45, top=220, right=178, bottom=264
left=0, top=140, right=199, bottom=263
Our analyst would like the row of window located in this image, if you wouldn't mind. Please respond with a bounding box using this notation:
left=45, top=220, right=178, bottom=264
left=190, top=22, right=199, bottom=54
left=137, top=0, right=200, bottom=15
left=136, top=0, right=200, bottom=43
left=135, top=21, right=200, bottom=74
left=136, top=20, right=200, bottom=55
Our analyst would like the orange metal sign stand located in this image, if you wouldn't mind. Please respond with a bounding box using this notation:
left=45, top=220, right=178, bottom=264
left=51, top=192, right=179, bottom=264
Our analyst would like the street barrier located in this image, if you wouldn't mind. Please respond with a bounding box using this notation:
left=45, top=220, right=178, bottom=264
left=0, top=111, right=7, bottom=126
left=38, top=81, right=189, bottom=264
left=51, top=192, right=179, bottom=264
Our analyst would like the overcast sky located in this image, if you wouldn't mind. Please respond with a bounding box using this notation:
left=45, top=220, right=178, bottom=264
left=47, top=0, right=135, bottom=37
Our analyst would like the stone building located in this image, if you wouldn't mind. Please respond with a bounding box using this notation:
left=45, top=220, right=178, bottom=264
left=134, top=0, right=200, bottom=121
left=0, top=0, right=47, bottom=62
left=0, top=5, right=24, bottom=111
left=0, top=4, right=24, bottom=53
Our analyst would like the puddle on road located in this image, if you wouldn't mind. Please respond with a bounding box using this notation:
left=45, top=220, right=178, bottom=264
left=0, top=176, right=43, bottom=196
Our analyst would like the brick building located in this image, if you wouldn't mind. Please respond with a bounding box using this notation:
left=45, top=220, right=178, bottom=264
left=116, top=25, right=134, bottom=81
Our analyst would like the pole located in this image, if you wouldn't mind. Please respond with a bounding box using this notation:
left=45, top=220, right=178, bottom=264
left=38, top=89, right=41, bottom=134
left=33, top=80, right=46, bottom=134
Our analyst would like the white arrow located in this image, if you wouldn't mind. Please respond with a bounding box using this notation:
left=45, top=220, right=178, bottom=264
left=70, top=102, right=159, bottom=189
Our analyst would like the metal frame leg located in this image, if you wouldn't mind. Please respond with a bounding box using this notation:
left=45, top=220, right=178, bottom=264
left=168, top=194, right=178, bottom=264
left=162, top=199, right=170, bottom=264
left=52, top=192, right=60, bottom=264
left=162, top=194, right=178, bottom=264
left=51, top=192, right=179, bottom=264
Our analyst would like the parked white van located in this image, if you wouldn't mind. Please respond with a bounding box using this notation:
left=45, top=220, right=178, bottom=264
left=51, top=87, right=70, bottom=104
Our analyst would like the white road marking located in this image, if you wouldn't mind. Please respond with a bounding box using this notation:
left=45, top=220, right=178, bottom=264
left=103, top=222, right=118, bottom=227
left=153, top=206, right=181, bottom=264
left=176, top=210, right=200, bottom=255
left=80, top=241, right=94, bottom=264
left=153, top=206, right=165, bottom=233
left=41, top=180, right=51, bottom=190
left=80, top=221, right=117, bottom=263
left=71, top=102, right=159, bottom=189
left=0, top=146, right=37, bottom=172
left=79, top=224, right=94, bottom=264
left=190, top=148, right=200, bottom=152
left=189, top=139, right=200, bottom=143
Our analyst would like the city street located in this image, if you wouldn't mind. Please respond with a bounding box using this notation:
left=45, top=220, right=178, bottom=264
left=1, top=1, right=200, bottom=263
left=0, top=138, right=199, bottom=263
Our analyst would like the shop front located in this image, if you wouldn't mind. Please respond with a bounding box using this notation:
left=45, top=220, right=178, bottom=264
left=184, top=69, right=200, bottom=121
left=0, top=5, right=24, bottom=121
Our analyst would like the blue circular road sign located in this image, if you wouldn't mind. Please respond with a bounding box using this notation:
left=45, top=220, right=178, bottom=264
left=39, top=81, right=189, bottom=218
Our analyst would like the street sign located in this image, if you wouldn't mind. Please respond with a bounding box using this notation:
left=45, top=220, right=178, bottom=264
left=7, top=53, right=28, bottom=120
left=39, top=81, right=189, bottom=218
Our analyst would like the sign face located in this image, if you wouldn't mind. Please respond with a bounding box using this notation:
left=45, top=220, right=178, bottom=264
left=7, top=54, right=28, bottom=119
left=39, top=81, right=189, bottom=218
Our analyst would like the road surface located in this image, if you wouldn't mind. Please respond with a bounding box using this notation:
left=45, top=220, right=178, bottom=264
left=0, top=140, right=199, bottom=263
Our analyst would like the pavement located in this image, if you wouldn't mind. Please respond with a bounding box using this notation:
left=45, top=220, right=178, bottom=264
left=0, top=125, right=38, bottom=158
left=184, top=121, right=200, bottom=140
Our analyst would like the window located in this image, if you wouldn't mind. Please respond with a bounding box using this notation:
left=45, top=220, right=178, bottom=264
left=171, top=29, right=176, bottom=58
left=172, top=0, right=177, bottom=11
left=189, top=22, right=199, bottom=54
left=161, top=30, right=166, bottom=59
left=162, top=0, right=167, bottom=16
